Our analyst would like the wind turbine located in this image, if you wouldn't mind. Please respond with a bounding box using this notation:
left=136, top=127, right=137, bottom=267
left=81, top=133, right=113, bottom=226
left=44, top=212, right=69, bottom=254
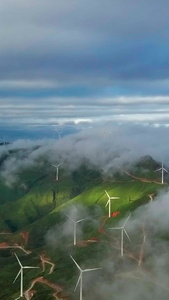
left=66, top=215, right=86, bottom=245
left=0, top=137, right=6, bottom=146
left=102, top=129, right=111, bottom=138
left=109, top=213, right=131, bottom=257
left=105, top=190, right=119, bottom=218
left=13, top=253, right=39, bottom=299
left=55, top=128, right=62, bottom=139
left=155, top=162, right=168, bottom=184
left=70, top=255, right=101, bottom=300
left=51, top=162, right=62, bottom=181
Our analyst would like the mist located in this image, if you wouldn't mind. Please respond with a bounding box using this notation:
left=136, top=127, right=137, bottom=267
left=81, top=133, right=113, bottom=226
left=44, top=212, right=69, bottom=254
left=45, top=188, right=169, bottom=299
left=88, top=189, right=169, bottom=300
left=1, top=124, right=169, bottom=298
left=0, top=124, right=169, bottom=186
left=46, top=204, right=102, bottom=249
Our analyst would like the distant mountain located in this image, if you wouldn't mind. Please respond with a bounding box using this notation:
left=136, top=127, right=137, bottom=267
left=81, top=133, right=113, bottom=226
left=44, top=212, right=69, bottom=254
left=136, top=155, right=160, bottom=169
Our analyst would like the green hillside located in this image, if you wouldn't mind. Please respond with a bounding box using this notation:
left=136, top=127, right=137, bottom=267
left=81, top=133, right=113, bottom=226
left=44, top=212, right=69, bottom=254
left=0, top=156, right=167, bottom=300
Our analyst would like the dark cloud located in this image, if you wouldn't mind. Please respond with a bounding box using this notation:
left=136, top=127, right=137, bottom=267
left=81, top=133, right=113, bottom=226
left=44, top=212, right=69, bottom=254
left=1, top=1, right=169, bottom=133
left=0, top=0, right=169, bottom=83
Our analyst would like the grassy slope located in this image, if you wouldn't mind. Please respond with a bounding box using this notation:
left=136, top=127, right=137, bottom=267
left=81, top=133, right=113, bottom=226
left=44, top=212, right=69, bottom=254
left=0, top=161, right=166, bottom=300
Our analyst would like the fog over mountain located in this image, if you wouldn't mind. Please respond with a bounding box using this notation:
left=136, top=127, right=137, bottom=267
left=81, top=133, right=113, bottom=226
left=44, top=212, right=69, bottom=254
left=0, top=124, right=168, bottom=186
left=45, top=188, right=169, bottom=300
left=0, top=124, right=169, bottom=299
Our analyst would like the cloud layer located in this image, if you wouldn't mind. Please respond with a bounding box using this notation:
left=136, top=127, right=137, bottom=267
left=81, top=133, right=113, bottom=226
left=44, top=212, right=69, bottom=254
left=1, top=124, right=169, bottom=186
left=1, top=1, right=169, bottom=134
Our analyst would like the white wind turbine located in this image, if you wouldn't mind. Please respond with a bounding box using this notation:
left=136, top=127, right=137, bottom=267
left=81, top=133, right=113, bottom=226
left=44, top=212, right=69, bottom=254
left=105, top=190, right=120, bottom=218
left=70, top=255, right=102, bottom=300
left=13, top=253, right=39, bottom=299
left=0, top=137, right=6, bottom=146
left=102, top=129, right=111, bottom=138
left=55, top=128, right=62, bottom=139
left=66, top=215, right=86, bottom=245
left=109, top=213, right=131, bottom=257
left=51, top=162, right=62, bottom=181
left=155, top=162, right=168, bottom=184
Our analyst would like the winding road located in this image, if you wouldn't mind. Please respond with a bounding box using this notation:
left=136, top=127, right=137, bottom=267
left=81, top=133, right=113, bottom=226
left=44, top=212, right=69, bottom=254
left=40, top=254, right=55, bottom=274
left=0, top=244, right=31, bottom=254
left=24, top=277, right=63, bottom=300
left=122, top=169, right=162, bottom=184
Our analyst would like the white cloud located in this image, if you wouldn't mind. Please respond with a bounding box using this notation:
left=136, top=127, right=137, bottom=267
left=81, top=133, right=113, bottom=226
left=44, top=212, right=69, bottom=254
left=1, top=96, right=169, bottom=128
left=0, top=80, right=62, bottom=89
left=1, top=123, right=169, bottom=186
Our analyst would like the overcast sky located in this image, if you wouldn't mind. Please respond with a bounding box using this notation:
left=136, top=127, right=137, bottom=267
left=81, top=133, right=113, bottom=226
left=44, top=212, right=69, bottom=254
left=1, top=0, right=169, bottom=139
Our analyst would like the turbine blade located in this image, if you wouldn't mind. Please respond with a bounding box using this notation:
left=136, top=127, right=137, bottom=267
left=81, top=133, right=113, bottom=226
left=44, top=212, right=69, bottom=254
left=84, top=268, right=102, bottom=272
left=163, top=168, right=168, bottom=173
left=110, top=197, right=119, bottom=199
left=70, top=255, right=82, bottom=271
left=123, top=213, right=131, bottom=227
left=105, top=190, right=110, bottom=198
left=51, top=164, right=57, bottom=168
left=74, top=274, right=81, bottom=292
left=124, top=229, right=131, bottom=242
left=14, top=253, right=22, bottom=267
left=76, top=218, right=86, bottom=223
left=57, top=162, right=62, bottom=167
left=105, top=200, right=109, bottom=207
left=23, top=266, right=39, bottom=269
left=66, top=215, right=74, bottom=222
left=13, top=269, right=21, bottom=283
left=108, top=227, right=122, bottom=230
left=155, top=168, right=162, bottom=172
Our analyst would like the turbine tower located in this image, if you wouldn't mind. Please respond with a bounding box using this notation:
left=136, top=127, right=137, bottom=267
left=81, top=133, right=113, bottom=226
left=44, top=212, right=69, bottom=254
left=105, top=190, right=119, bottom=218
left=109, top=213, right=131, bottom=256
left=155, top=162, right=168, bottom=184
left=70, top=255, right=101, bottom=300
left=13, top=253, right=39, bottom=299
left=51, top=162, right=62, bottom=181
left=66, top=215, right=86, bottom=245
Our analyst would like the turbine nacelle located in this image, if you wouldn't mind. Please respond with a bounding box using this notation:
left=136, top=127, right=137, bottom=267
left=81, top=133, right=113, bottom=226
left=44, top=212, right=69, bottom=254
left=66, top=215, right=87, bottom=224
left=50, top=162, right=62, bottom=168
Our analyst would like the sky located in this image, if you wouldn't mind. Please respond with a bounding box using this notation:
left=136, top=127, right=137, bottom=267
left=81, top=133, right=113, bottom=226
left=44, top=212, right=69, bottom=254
left=1, top=0, right=169, bottom=139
